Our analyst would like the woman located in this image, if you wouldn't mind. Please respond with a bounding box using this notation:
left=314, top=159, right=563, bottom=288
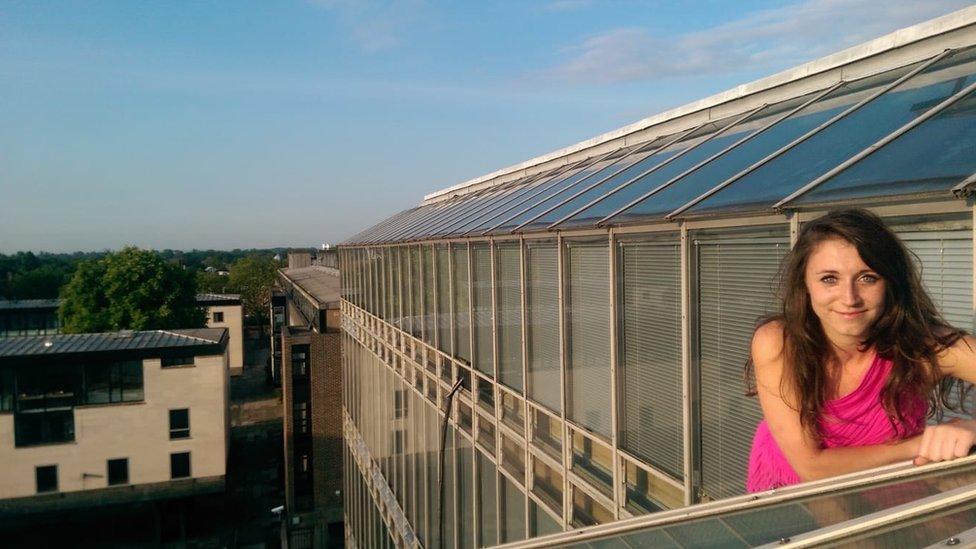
left=747, top=209, right=976, bottom=492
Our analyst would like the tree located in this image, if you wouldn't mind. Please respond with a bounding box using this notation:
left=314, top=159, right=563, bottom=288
left=227, top=254, right=278, bottom=323
left=60, top=247, right=206, bottom=333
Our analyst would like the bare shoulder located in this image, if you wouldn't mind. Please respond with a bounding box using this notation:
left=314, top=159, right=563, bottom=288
left=935, top=331, right=976, bottom=380
left=752, top=320, right=785, bottom=366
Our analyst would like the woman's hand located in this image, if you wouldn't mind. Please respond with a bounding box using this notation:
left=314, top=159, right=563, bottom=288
left=913, top=418, right=976, bottom=466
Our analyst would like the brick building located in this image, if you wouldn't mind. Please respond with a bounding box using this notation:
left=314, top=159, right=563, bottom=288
left=274, top=258, right=343, bottom=546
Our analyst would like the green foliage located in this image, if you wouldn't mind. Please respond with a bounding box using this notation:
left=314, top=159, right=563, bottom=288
left=227, top=254, right=279, bottom=322
left=60, top=247, right=206, bottom=333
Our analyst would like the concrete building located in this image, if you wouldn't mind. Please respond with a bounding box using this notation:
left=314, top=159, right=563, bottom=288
left=339, top=7, right=976, bottom=548
left=0, top=296, right=243, bottom=377
left=275, top=264, right=344, bottom=546
left=0, top=329, right=229, bottom=518
left=197, top=293, right=245, bottom=376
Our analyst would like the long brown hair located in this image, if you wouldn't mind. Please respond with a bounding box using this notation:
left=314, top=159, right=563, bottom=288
left=748, top=209, right=967, bottom=441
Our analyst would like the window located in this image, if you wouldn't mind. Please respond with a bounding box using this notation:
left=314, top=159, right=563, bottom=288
left=212, top=311, right=224, bottom=322
left=169, top=409, right=190, bottom=439
left=107, top=458, right=129, bottom=486
left=15, top=411, right=75, bottom=447
left=170, top=452, right=191, bottom=479
left=84, top=360, right=143, bottom=404
left=292, top=345, right=310, bottom=377
left=394, top=389, right=406, bottom=419
left=161, top=356, right=194, bottom=368
left=293, top=402, right=309, bottom=435
left=36, top=465, right=57, bottom=493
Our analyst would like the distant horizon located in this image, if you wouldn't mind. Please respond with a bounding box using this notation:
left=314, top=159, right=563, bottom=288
left=0, top=244, right=337, bottom=255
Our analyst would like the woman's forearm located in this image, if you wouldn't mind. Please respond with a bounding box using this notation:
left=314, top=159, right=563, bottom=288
left=793, top=436, right=920, bottom=482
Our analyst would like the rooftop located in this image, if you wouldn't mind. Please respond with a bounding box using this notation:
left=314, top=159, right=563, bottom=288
left=195, top=293, right=242, bottom=306
left=0, top=328, right=227, bottom=359
left=278, top=266, right=341, bottom=309
left=0, top=299, right=60, bottom=311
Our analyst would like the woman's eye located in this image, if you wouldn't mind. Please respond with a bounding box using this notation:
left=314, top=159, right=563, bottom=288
left=860, top=274, right=879, bottom=283
left=820, top=276, right=836, bottom=284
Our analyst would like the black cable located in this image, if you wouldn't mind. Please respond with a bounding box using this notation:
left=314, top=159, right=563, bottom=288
left=438, top=377, right=464, bottom=548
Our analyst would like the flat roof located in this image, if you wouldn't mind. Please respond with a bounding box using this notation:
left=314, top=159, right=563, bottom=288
left=0, top=299, right=60, bottom=311
left=278, top=266, right=341, bottom=309
left=195, top=293, right=242, bottom=306
left=0, top=328, right=227, bottom=360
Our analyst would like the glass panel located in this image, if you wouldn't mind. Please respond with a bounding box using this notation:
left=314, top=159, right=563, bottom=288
left=487, top=151, right=645, bottom=234
left=501, top=433, right=527, bottom=480
left=526, top=239, right=562, bottom=412
left=793, top=90, right=976, bottom=205
left=501, top=391, right=525, bottom=436
left=458, top=162, right=590, bottom=236
left=696, top=229, right=789, bottom=501
left=623, top=460, right=682, bottom=515
left=550, top=112, right=762, bottom=230
left=500, top=475, right=527, bottom=543
left=422, top=183, right=529, bottom=239
left=841, top=499, right=976, bottom=547
left=687, top=48, right=976, bottom=216
left=530, top=500, right=563, bottom=537
left=496, top=241, right=524, bottom=391
left=471, top=243, right=494, bottom=376
left=452, top=244, right=472, bottom=363
left=572, top=485, right=613, bottom=528
left=436, top=245, right=451, bottom=354
left=564, top=238, right=612, bottom=437
left=411, top=246, right=423, bottom=338
left=532, top=456, right=563, bottom=512
left=531, top=408, right=563, bottom=461
left=618, top=236, right=683, bottom=479
left=440, top=174, right=555, bottom=237
left=478, top=413, right=496, bottom=456
left=610, top=66, right=923, bottom=224
left=423, top=245, right=436, bottom=345
left=603, top=464, right=976, bottom=547
left=478, top=452, right=498, bottom=547
left=571, top=429, right=614, bottom=498
left=458, top=436, right=475, bottom=549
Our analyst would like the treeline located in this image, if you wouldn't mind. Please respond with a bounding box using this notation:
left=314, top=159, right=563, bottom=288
left=0, top=248, right=287, bottom=300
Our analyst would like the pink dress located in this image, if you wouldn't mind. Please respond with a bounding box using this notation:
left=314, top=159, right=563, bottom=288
left=746, top=353, right=927, bottom=492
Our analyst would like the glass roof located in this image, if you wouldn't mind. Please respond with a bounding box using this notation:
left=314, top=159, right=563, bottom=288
left=555, top=95, right=819, bottom=229
left=681, top=47, right=976, bottom=218
left=786, top=88, right=976, bottom=207
left=512, top=125, right=711, bottom=234
left=342, top=46, right=976, bottom=245
left=483, top=145, right=656, bottom=235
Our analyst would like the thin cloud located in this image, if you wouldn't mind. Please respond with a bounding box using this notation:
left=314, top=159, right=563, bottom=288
left=542, top=0, right=593, bottom=12
left=536, top=0, right=973, bottom=85
left=306, top=0, right=426, bottom=53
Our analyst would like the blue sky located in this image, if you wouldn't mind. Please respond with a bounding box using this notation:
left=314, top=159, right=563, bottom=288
left=1, top=0, right=970, bottom=253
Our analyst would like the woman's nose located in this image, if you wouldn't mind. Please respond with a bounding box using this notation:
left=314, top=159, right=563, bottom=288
left=842, top=281, right=863, bottom=306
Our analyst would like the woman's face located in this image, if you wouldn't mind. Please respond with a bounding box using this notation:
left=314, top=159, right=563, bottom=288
left=804, top=237, right=886, bottom=344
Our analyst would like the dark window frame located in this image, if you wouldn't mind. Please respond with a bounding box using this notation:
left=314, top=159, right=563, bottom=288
left=170, top=452, right=191, bottom=479
left=212, top=311, right=224, bottom=323
left=169, top=408, right=190, bottom=439
left=161, top=356, right=195, bottom=368
left=35, top=464, right=58, bottom=493
left=107, top=458, right=129, bottom=486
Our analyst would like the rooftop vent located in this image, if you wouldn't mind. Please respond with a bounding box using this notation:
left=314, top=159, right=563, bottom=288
left=116, top=330, right=135, bottom=338
left=42, top=339, right=53, bottom=348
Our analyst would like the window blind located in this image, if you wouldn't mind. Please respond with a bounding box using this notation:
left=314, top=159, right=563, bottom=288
left=497, top=242, right=524, bottom=391
left=564, top=238, right=612, bottom=438
left=618, top=237, right=683, bottom=480
left=697, top=233, right=787, bottom=501
left=526, top=240, right=562, bottom=413
left=453, top=244, right=472, bottom=363
left=437, top=245, right=452, bottom=354
left=472, top=243, right=494, bottom=376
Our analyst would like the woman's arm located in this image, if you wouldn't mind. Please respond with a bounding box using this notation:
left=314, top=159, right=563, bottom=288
left=914, top=334, right=976, bottom=465
left=752, top=322, right=919, bottom=481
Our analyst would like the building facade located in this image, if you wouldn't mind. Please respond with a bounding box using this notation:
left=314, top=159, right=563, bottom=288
left=197, top=293, right=245, bottom=375
left=339, top=8, right=976, bottom=548
left=0, top=329, right=230, bottom=515
left=275, top=263, right=344, bottom=546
